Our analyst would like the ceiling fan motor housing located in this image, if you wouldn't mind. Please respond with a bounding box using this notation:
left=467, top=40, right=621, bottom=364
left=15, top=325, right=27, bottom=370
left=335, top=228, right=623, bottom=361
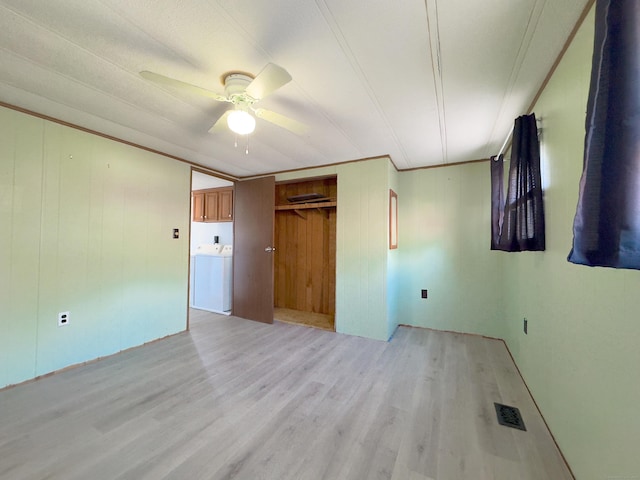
left=224, top=73, right=255, bottom=108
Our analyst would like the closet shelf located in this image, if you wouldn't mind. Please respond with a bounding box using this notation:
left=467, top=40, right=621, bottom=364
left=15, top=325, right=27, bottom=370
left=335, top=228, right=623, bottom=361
left=275, top=201, right=337, bottom=211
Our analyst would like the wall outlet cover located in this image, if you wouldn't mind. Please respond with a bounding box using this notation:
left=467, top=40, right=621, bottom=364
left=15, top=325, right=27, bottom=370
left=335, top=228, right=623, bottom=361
left=58, top=311, right=70, bottom=327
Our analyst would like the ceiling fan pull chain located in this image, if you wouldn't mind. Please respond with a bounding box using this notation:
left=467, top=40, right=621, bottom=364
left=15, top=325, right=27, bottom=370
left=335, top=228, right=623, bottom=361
left=234, top=133, right=238, bottom=149
left=245, top=135, right=249, bottom=155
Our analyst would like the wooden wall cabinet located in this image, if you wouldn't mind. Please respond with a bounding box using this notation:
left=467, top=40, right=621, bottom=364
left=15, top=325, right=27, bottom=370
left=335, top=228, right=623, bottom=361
left=192, top=192, right=205, bottom=222
left=218, top=188, right=234, bottom=221
left=192, top=187, right=233, bottom=222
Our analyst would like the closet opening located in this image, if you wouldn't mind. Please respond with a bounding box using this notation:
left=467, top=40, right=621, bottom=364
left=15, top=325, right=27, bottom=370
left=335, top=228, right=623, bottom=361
left=274, top=176, right=337, bottom=331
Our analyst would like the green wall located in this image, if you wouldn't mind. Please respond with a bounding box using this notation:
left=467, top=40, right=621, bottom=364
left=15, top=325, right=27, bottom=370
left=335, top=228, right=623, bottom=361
left=335, top=158, right=391, bottom=341
left=0, top=107, right=191, bottom=388
left=501, top=8, right=640, bottom=479
left=397, top=162, right=503, bottom=338
left=386, top=161, right=401, bottom=339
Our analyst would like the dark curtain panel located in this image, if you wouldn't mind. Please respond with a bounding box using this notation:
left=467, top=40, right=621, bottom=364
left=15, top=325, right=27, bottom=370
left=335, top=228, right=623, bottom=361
left=568, top=0, right=640, bottom=269
left=491, top=114, right=546, bottom=252
left=490, top=154, right=505, bottom=249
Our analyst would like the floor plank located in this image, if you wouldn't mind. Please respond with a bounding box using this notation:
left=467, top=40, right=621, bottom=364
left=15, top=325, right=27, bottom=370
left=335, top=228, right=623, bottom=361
left=0, top=310, right=573, bottom=480
left=274, top=307, right=335, bottom=331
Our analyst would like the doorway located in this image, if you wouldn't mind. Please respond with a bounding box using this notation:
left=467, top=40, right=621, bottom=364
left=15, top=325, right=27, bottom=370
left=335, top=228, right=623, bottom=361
left=189, top=170, right=234, bottom=318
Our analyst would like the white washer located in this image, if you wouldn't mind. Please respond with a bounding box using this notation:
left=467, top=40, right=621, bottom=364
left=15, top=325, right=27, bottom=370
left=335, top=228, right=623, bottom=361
left=192, top=253, right=232, bottom=314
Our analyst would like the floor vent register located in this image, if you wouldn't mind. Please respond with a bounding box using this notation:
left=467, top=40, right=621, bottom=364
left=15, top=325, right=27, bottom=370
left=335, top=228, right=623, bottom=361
left=494, top=402, right=527, bottom=431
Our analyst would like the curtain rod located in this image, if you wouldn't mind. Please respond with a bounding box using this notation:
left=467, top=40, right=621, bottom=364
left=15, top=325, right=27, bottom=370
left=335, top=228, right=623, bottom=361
left=495, top=116, right=543, bottom=159
left=497, top=125, right=514, bottom=158
left=493, top=0, right=593, bottom=161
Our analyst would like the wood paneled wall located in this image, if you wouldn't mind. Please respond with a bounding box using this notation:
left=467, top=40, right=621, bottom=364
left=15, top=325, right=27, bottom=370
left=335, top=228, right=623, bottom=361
left=0, top=106, right=191, bottom=388
left=274, top=178, right=336, bottom=315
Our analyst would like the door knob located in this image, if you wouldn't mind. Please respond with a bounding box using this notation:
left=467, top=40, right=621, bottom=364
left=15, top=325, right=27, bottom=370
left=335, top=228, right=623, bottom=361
left=264, top=246, right=276, bottom=252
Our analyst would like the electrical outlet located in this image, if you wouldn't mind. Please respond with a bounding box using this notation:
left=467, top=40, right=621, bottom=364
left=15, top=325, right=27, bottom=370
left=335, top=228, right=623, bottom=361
left=523, top=317, right=528, bottom=334
left=58, top=311, right=70, bottom=327
left=421, top=289, right=428, bottom=299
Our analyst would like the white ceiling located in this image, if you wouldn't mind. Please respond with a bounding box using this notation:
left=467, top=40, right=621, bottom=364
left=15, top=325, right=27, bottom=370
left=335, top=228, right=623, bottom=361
left=192, top=171, right=232, bottom=190
left=0, top=0, right=591, bottom=178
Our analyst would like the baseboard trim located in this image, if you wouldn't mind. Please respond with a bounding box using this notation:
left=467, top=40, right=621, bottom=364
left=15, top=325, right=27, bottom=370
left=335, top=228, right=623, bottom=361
left=0, top=330, right=186, bottom=393
left=397, top=323, right=576, bottom=479
left=501, top=339, right=576, bottom=480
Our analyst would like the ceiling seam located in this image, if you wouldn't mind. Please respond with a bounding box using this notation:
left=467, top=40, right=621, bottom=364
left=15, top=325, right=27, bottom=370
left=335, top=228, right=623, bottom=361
left=96, top=0, right=203, bottom=70
left=498, top=0, right=596, bottom=156
left=424, top=0, right=447, bottom=164
left=0, top=5, right=222, bottom=123
left=0, top=45, right=218, bottom=137
left=314, top=0, right=413, bottom=168
left=1, top=2, right=191, bottom=75
left=525, top=0, right=596, bottom=113
left=482, top=0, right=547, bottom=157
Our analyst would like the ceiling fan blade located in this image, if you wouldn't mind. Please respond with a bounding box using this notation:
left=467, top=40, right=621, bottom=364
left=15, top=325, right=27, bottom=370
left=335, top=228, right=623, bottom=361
left=208, top=110, right=232, bottom=134
left=245, top=63, right=292, bottom=100
left=254, top=108, right=308, bottom=135
left=140, top=71, right=228, bottom=102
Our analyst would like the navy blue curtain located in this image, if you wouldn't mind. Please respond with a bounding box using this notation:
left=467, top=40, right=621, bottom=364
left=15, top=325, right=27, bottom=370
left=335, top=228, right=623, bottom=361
left=568, top=0, right=640, bottom=269
left=491, top=114, right=546, bottom=252
left=490, top=154, right=505, bottom=249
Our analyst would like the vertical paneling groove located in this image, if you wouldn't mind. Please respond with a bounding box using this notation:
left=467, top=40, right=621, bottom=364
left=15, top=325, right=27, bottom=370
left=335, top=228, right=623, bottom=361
left=335, top=159, right=390, bottom=341
left=3, top=111, right=44, bottom=384
left=327, top=208, right=336, bottom=313
left=310, top=208, right=322, bottom=310
left=1, top=106, right=191, bottom=389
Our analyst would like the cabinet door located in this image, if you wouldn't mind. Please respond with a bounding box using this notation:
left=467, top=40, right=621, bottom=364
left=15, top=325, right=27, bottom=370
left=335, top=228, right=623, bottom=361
left=192, top=192, right=205, bottom=222
left=218, top=189, right=234, bottom=222
left=204, top=192, right=219, bottom=222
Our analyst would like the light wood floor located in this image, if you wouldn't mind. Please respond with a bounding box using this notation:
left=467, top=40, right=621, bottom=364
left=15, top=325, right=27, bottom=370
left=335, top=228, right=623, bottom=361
left=0, top=310, right=573, bottom=480
left=274, top=307, right=335, bottom=331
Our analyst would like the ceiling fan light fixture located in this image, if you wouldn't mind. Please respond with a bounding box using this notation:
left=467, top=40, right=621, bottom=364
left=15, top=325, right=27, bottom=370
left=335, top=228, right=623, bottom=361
left=227, top=110, right=256, bottom=135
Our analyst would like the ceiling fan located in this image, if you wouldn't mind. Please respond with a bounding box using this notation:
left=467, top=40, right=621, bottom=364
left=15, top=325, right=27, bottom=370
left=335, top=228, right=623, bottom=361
left=140, top=63, right=307, bottom=136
